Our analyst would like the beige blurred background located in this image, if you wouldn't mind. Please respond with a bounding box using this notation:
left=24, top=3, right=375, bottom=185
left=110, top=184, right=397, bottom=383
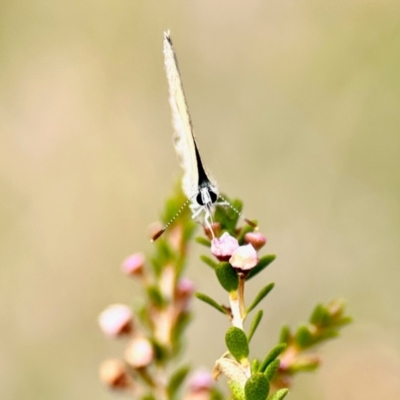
left=1, top=1, right=400, bottom=399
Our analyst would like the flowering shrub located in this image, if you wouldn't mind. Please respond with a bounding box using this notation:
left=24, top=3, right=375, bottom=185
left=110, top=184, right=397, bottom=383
left=98, top=187, right=351, bottom=399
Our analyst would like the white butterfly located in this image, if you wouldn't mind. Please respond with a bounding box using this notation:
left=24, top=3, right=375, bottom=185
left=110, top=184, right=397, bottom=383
left=152, top=31, right=254, bottom=241
left=163, top=31, right=220, bottom=229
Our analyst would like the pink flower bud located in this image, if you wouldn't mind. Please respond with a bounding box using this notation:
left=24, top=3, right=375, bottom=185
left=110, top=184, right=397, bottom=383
left=98, top=304, right=133, bottom=338
left=124, top=337, right=154, bottom=368
left=174, top=277, right=195, bottom=313
left=121, top=253, right=145, bottom=276
left=188, top=370, right=214, bottom=392
left=229, top=244, right=259, bottom=271
left=211, top=232, right=239, bottom=261
left=176, top=278, right=195, bottom=301
left=99, top=359, right=131, bottom=389
left=244, top=232, right=267, bottom=251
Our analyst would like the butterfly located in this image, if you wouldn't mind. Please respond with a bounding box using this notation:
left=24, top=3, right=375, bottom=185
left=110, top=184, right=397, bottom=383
left=152, top=31, right=255, bottom=241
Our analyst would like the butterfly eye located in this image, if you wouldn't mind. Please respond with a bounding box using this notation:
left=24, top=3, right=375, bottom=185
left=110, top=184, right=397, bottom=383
left=196, top=187, right=218, bottom=206
left=209, top=190, right=218, bottom=204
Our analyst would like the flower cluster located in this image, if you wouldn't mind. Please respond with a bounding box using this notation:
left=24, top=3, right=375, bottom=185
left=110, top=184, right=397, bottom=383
left=98, top=189, right=351, bottom=400
left=211, top=231, right=266, bottom=271
left=97, top=190, right=224, bottom=398
left=98, top=249, right=199, bottom=393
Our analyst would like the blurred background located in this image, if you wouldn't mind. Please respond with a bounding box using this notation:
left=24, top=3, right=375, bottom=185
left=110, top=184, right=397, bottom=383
left=1, top=1, right=400, bottom=399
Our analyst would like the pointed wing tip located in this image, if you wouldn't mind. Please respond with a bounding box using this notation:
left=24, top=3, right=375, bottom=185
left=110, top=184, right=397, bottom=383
left=164, top=30, right=171, bottom=42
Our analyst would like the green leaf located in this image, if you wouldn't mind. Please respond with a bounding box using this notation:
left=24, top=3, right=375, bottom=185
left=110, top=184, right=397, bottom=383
left=200, top=255, right=218, bottom=270
left=229, top=380, right=246, bottom=400
left=279, top=325, right=291, bottom=344
left=259, top=343, right=286, bottom=372
left=225, top=327, right=249, bottom=362
left=264, top=359, right=280, bottom=381
left=167, top=365, right=191, bottom=399
left=150, top=339, right=168, bottom=363
left=215, top=197, right=243, bottom=233
left=269, top=388, right=289, bottom=400
left=142, top=394, right=157, bottom=400
left=146, top=286, right=165, bottom=308
left=195, top=292, right=228, bottom=315
left=246, top=283, right=274, bottom=314
left=308, top=328, right=339, bottom=346
left=247, top=310, right=263, bottom=343
left=171, top=312, right=192, bottom=355
left=244, top=372, right=269, bottom=400
left=251, top=358, right=260, bottom=374
left=246, top=255, right=276, bottom=281
left=195, top=236, right=211, bottom=247
left=336, top=316, right=353, bottom=327
left=288, top=355, right=319, bottom=373
left=309, top=303, right=328, bottom=327
left=216, top=262, right=239, bottom=292
left=210, top=388, right=225, bottom=400
left=295, top=325, right=314, bottom=348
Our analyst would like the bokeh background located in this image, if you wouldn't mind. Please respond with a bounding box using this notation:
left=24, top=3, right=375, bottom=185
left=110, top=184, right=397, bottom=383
left=1, top=1, right=400, bottom=399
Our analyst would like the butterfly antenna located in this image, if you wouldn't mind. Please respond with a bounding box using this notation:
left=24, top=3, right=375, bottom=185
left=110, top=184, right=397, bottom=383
left=151, top=198, right=191, bottom=242
left=218, top=195, right=258, bottom=229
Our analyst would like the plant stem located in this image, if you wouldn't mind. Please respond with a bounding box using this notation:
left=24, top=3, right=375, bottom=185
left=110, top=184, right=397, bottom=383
left=238, top=274, right=246, bottom=320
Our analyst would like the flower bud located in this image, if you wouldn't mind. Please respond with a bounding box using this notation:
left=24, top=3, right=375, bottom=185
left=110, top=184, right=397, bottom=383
left=99, top=359, right=130, bottom=389
left=229, top=244, right=259, bottom=271
left=188, top=370, right=214, bottom=393
left=244, top=232, right=267, bottom=251
left=211, top=232, right=239, bottom=261
left=124, top=337, right=154, bottom=368
left=176, top=277, right=195, bottom=298
left=98, top=304, right=133, bottom=338
left=121, top=253, right=145, bottom=276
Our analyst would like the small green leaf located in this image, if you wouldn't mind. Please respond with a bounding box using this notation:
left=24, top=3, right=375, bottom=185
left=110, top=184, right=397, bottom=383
left=247, top=310, right=263, bottom=343
left=336, top=316, right=353, bottom=326
left=216, top=262, right=239, bottom=292
left=146, top=286, right=165, bottom=308
left=195, top=236, right=211, bottom=247
left=171, top=312, right=192, bottom=353
left=269, top=388, right=289, bottom=400
left=142, top=394, right=157, bottom=400
left=279, top=325, right=291, bottom=344
left=215, top=197, right=243, bottom=233
left=264, top=359, right=280, bottom=381
left=244, top=372, right=269, bottom=400
left=210, top=388, right=225, bottom=400
left=246, top=255, right=276, bottom=281
left=228, top=380, right=246, bottom=400
left=195, top=292, right=228, bottom=315
left=200, top=255, right=218, bottom=270
left=310, top=328, right=340, bottom=346
left=251, top=359, right=260, bottom=374
left=288, top=354, right=319, bottom=373
left=259, top=343, right=286, bottom=372
left=295, top=325, right=314, bottom=348
left=309, top=303, right=328, bottom=326
left=167, top=365, right=191, bottom=399
left=246, top=283, right=274, bottom=314
left=225, top=327, right=249, bottom=362
left=151, top=339, right=168, bottom=362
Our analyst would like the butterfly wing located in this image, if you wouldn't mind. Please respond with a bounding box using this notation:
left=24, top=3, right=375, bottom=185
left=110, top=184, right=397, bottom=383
left=163, top=31, right=199, bottom=199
